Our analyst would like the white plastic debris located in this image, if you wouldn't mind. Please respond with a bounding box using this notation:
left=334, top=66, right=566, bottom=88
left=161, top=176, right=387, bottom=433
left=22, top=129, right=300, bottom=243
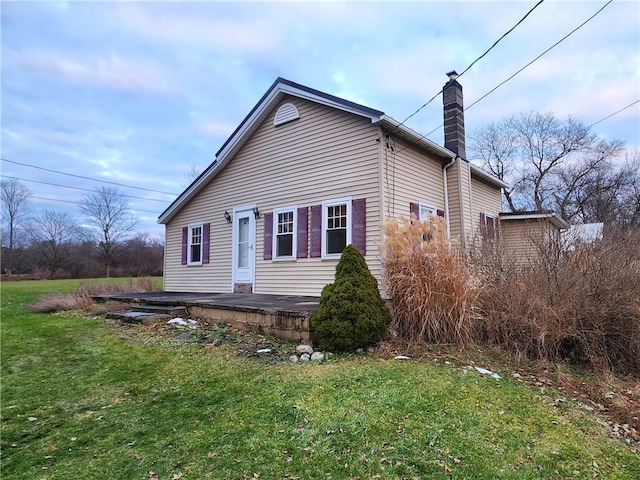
left=167, top=318, right=188, bottom=326
left=187, top=319, right=198, bottom=325
left=256, top=348, right=272, bottom=354
left=475, top=366, right=501, bottom=379
left=394, top=355, right=411, bottom=360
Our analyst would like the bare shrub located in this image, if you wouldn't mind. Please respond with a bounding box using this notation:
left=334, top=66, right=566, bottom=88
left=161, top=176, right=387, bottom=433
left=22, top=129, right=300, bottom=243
left=381, top=215, right=482, bottom=345
left=27, top=277, right=158, bottom=313
left=478, top=227, right=640, bottom=373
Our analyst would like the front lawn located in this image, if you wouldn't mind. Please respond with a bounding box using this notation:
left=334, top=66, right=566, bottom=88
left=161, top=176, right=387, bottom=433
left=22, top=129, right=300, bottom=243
left=1, top=279, right=638, bottom=479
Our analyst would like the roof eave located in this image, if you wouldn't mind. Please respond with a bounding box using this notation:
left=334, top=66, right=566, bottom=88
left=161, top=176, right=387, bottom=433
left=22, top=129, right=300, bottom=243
left=499, top=212, right=569, bottom=230
left=469, top=164, right=509, bottom=189
left=377, top=115, right=455, bottom=161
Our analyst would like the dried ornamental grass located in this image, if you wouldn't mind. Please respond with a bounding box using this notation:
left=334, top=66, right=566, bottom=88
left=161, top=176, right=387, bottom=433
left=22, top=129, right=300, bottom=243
left=381, top=215, right=482, bottom=346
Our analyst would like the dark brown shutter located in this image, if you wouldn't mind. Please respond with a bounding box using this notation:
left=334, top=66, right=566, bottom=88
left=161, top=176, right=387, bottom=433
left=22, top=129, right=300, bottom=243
left=263, top=212, right=273, bottom=260
left=352, top=198, right=366, bottom=255
left=410, top=202, right=419, bottom=220
left=436, top=209, right=445, bottom=218
left=181, top=226, right=188, bottom=265
left=202, top=223, right=210, bottom=264
left=297, top=207, right=308, bottom=258
left=310, top=204, right=322, bottom=258
left=479, top=212, right=487, bottom=239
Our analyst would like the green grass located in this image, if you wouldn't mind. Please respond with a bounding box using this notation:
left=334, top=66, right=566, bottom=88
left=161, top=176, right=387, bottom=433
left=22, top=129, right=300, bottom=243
left=2, top=279, right=638, bottom=479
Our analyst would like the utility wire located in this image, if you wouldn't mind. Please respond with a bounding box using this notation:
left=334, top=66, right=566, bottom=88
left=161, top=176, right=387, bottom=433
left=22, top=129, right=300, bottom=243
left=26, top=195, right=161, bottom=215
left=423, top=0, right=614, bottom=138
left=388, top=0, right=546, bottom=135
left=0, top=175, right=172, bottom=203
left=588, top=99, right=640, bottom=129
left=1, top=157, right=179, bottom=196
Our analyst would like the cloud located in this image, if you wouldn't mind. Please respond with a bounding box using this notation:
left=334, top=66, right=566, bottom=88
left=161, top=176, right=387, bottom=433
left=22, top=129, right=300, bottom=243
left=7, top=47, right=172, bottom=94
left=116, top=3, right=282, bottom=55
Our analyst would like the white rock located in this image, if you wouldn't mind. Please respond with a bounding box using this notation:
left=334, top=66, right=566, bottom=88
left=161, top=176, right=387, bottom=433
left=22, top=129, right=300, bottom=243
left=475, top=366, right=501, bottom=379
left=296, top=344, right=314, bottom=355
left=394, top=355, right=411, bottom=360
left=300, top=353, right=311, bottom=362
left=310, top=352, right=324, bottom=362
left=289, top=355, right=299, bottom=363
left=167, top=318, right=188, bottom=326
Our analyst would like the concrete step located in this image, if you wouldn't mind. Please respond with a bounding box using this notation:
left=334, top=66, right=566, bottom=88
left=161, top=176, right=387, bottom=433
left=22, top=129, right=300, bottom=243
left=106, top=311, right=170, bottom=325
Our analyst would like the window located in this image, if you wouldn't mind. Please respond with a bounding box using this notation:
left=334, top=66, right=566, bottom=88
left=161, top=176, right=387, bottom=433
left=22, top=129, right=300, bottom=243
left=480, top=213, right=499, bottom=242
left=322, top=197, right=351, bottom=258
left=419, top=202, right=437, bottom=221
left=188, top=222, right=203, bottom=265
left=273, top=206, right=297, bottom=259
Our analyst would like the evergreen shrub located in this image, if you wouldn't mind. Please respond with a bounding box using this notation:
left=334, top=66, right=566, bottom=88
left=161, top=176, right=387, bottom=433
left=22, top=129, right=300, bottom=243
left=311, top=245, right=392, bottom=352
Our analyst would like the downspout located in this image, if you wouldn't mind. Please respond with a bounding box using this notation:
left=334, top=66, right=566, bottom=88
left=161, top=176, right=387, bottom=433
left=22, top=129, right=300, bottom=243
left=442, top=156, right=456, bottom=237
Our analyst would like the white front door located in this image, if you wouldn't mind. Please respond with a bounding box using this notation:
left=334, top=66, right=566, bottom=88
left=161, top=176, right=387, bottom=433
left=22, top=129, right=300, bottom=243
left=232, top=207, right=256, bottom=288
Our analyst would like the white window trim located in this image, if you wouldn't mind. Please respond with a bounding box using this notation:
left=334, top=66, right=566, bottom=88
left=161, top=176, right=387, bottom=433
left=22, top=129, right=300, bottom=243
left=484, top=212, right=498, bottom=241
left=273, top=205, right=297, bottom=261
left=418, top=202, right=437, bottom=221
left=187, top=222, right=204, bottom=266
left=321, top=196, right=352, bottom=260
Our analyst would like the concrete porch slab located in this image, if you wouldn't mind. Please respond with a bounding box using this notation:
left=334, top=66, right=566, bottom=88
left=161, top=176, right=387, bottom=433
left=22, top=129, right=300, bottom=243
left=93, top=292, right=320, bottom=342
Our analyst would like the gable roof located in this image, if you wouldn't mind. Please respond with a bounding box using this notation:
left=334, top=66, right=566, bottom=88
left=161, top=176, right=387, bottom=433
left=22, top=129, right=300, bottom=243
left=158, top=78, right=492, bottom=224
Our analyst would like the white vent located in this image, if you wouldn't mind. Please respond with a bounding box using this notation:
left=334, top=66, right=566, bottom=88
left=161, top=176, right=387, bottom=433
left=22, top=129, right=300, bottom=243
left=273, top=102, right=300, bottom=126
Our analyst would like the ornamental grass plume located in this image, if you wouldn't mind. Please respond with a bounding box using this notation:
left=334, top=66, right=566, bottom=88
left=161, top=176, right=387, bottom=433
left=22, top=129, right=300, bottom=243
left=381, top=214, right=481, bottom=346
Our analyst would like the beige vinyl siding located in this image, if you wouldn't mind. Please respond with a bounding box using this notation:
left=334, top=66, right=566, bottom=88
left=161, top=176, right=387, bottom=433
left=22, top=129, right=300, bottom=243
left=164, top=96, right=381, bottom=296
left=446, top=164, right=462, bottom=239
left=471, top=175, right=502, bottom=237
left=455, top=159, right=474, bottom=241
left=383, top=138, right=446, bottom=220
left=500, top=219, right=552, bottom=267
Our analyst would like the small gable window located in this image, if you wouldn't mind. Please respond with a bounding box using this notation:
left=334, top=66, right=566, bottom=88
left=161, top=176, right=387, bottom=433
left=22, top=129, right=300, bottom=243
left=273, top=102, right=300, bottom=126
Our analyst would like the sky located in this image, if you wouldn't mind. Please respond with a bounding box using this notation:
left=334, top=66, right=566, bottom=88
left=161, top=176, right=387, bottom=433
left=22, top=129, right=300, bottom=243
left=2, top=0, right=639, bottom=241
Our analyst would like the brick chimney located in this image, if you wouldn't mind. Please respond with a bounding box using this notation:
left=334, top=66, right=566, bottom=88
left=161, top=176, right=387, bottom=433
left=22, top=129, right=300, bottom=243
left=443, top=70, right=466, bottom=160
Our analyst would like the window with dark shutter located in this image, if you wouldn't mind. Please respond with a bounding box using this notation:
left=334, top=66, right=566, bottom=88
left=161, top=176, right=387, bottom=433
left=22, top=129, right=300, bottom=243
left=297, top=206, right=308, bottom=258
left=263, top=212, right=273, bottom=260
left=310, top=205, right=322, bottom=258
left=352, top=198, right=366, bottom=255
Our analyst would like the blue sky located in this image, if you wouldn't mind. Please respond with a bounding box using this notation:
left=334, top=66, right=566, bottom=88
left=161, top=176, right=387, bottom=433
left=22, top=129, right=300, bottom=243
left=2, top=0, right=639, bottom=240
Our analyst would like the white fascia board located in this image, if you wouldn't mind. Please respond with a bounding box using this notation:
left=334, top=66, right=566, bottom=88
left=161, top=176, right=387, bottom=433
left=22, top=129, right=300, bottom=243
left=500, top=213, right=569, bottom=229
left=469, top=163, right=509, bottom=189
left=376, top=115, right=455, bottom=160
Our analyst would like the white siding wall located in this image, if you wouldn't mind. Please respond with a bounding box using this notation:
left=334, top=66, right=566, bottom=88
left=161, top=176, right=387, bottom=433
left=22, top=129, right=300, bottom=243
left=164, top=96, right=381, bottom=296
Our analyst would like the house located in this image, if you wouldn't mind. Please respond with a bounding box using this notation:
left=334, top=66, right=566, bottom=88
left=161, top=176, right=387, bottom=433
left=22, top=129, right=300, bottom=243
left=499, top=212, right=570, bottom=266
left=158, top=74, right=507, bottom=296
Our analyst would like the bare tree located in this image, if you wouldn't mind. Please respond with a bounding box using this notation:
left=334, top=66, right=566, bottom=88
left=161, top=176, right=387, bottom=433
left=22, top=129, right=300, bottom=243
left=80, top=186, right=137, bottom=277
left=1, top=179, right=31, bottom=277
left=469, top=112, right=624, bottom=222
left=28, top=210, right=77, bottom=279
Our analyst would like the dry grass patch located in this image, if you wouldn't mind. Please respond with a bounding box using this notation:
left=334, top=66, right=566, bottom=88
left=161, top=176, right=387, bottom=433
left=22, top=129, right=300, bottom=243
left=27, top=277, right=158, bottom=313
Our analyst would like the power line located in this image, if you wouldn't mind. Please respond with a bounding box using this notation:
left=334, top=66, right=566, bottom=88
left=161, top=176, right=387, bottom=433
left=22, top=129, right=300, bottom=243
left=1, top=157, right=179, bottom=196
left=0, top=174, right=172, bottom=203
left=588, top=99, right=640, bottom=129
left=389, top=0, right=546, bottom=134
left=423, top=0, right=614, bottom=138
left=27, top=195, right=161, bottom=215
